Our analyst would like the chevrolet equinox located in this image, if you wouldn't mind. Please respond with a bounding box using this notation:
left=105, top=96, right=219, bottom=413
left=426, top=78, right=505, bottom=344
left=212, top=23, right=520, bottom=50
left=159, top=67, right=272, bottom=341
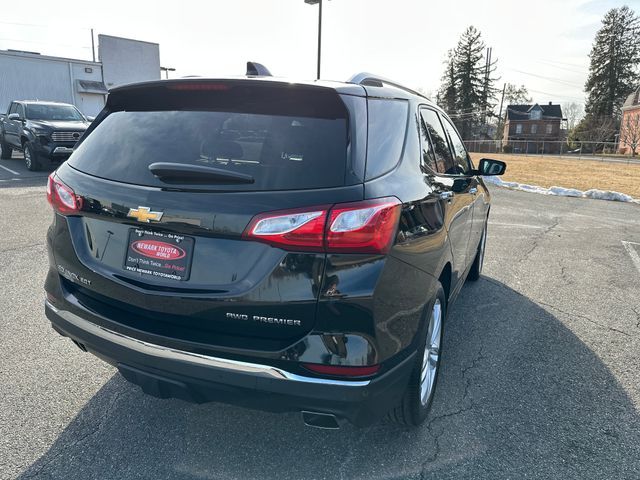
left=44, top=65, right=506, bottom=429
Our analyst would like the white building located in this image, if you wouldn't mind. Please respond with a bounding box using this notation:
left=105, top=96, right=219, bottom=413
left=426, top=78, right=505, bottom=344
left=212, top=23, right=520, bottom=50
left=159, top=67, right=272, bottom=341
left=0, top=35, right=161, bottom=117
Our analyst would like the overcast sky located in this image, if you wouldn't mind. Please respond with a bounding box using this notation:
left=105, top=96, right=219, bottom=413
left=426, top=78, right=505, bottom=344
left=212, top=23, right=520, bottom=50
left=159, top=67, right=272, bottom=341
left=1, top=0, right=637, bottom=106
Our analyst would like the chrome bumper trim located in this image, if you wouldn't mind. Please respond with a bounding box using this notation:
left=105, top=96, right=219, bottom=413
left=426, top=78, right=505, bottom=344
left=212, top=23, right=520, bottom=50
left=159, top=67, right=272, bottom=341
left=46, top=301, right=370, bottom=387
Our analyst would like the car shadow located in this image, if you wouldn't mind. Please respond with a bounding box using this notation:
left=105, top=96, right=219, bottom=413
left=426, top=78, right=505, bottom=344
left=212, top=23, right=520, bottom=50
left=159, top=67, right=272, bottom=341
left=18, top=277, right=640, bottom=479
left=0, top=152, right=54, bottom=189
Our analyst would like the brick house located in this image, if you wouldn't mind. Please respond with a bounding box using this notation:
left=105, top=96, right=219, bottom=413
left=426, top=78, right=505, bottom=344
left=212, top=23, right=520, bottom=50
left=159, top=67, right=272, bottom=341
left=619, top=86, right=640, bottom=155
left=502, top=103, right=564, bottom=153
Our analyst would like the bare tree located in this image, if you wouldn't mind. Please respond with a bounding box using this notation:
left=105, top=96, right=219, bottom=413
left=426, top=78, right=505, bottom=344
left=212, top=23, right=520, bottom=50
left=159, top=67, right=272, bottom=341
left=620, top=113, right=640, bottom=156
left=503, top=84, right=531, bottom=105
left=562, top=102, right=584, bottom=131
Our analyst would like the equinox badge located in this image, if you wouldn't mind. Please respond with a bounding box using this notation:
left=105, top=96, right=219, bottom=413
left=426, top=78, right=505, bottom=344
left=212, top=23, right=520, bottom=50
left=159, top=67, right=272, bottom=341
left=127, top=206, right=164, bottom=223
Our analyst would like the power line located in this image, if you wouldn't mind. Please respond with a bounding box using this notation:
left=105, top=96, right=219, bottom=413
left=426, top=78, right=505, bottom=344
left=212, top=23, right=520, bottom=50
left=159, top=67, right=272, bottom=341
left=532, top=57, right=587, bottom=69
left=527, top=88, right=584, bottom=102
left=529, top=59, right=587, bottom=75
left=506, top=68, right=584, bottom=88
left=0, top=38, right=91, bottom=50
left=0, top=20, right=89, bottom=30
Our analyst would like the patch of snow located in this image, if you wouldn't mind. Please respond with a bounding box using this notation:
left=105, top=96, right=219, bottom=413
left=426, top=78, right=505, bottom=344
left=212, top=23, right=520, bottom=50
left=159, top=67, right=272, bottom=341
left=483, top=176, right=639, bottom=204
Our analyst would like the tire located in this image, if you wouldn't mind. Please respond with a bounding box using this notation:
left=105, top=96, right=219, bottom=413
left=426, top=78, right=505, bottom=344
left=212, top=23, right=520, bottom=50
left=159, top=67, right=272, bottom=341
left=389, top=283, right=446, bottom=426
left=23, top=142, right=41, bottom=171
left=0, top=135, right=11, bottom=159
left=467, top=221, right=487, bottom=282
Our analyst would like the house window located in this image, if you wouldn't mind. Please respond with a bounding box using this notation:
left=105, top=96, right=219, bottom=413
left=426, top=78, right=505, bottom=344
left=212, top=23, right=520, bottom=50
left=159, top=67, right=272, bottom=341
left=516, top=124, right=523, bottom=134
left=531, top=109, right=542, bottom=120
left=531, top=124, right=538, bottom=134
left=546, top=124, right=553, bottom=134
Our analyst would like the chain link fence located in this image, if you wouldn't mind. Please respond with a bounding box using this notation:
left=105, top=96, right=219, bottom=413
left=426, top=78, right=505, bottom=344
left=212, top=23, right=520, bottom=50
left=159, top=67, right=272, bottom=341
left=463, top=140, right=639, bottom=161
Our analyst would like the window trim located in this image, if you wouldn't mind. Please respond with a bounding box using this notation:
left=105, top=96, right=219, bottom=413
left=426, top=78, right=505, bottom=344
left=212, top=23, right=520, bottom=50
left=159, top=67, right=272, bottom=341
left=418, top=105, right=475, bottom=178
left=439, top=112, right=474, bottom=176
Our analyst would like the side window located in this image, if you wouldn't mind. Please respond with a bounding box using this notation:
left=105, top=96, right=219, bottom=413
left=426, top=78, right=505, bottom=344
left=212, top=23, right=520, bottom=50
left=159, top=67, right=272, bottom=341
left=440, top=115, right=472, bottom=175
left=420, top=108, right=454, bottom=174
left=418, top=111, right=437, bottom=173
left=8, top=103, right=17, bottom=115
left=17, top=104, right=25, bottom=119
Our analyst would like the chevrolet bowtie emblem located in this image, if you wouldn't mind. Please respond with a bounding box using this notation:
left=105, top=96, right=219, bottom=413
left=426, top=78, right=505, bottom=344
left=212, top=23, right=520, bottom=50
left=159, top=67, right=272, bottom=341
left=127, top=206, right=164, bottom=223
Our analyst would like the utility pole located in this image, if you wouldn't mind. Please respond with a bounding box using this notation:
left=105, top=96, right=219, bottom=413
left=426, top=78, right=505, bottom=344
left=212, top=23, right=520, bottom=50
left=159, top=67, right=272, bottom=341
left=482, top=47, right=492, bottom=126
left=496, top=83, right=506, bottom=140
left=90, top=28, right=95, bottom=62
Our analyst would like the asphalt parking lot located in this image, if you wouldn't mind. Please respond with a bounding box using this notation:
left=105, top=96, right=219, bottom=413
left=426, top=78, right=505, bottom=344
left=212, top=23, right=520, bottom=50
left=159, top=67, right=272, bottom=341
left=0, top=152, right=52, bottom=187
left=1, top=167, right=639, bottom=479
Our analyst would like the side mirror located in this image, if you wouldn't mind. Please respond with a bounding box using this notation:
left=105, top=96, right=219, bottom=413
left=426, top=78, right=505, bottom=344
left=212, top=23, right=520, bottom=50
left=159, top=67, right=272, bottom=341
left=8, top=113, right=21, bottom=121
left=478, top=158, right=507, bottom=176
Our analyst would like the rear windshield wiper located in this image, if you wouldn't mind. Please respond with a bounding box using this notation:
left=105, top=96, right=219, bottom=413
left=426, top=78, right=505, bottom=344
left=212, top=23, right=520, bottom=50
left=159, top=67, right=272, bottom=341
left=148, top=162, right=255, bottom=185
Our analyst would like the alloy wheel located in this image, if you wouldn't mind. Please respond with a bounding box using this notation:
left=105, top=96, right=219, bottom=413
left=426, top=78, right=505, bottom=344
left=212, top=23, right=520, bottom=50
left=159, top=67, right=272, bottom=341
left=420, top=298, right=442, bottom=406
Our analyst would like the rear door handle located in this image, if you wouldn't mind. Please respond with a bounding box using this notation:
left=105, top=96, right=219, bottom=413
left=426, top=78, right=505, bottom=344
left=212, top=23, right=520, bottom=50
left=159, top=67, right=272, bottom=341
left=439, top=191, right=453, bottom=201
left=469, top=187, right=478, bottom=195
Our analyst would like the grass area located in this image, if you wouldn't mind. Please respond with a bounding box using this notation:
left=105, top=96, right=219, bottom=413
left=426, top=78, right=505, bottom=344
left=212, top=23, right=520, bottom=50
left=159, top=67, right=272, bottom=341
left=470, top=153, right=640, bottom=198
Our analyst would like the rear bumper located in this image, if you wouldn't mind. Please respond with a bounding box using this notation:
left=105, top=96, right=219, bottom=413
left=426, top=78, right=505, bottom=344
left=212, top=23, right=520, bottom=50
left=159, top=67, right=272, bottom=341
left=45, top=300, right=415, bottom=427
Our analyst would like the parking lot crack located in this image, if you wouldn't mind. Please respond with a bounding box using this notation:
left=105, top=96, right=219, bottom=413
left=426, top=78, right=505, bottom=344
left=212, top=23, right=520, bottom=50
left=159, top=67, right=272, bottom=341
left=518, top=216, right=560, bottom=264
left=20, top=390, right=123, bottom=479
left=421, top=346, right=484, bottom=472
left=538, top=301, right=633, bottom=338
left=0, top=242, right=44, bottom=254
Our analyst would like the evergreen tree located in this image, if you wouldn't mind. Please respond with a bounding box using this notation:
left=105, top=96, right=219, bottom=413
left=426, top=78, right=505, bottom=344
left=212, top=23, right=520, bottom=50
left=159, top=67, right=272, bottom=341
left=584, top=6, right=640, bottom=119
left=437, top=26, right=498, bottom=139
left=436, top=50, right=457, bottom=114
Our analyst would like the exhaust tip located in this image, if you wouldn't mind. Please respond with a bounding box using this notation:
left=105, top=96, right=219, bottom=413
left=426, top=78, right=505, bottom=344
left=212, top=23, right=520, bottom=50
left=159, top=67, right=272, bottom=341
left=301, top=411, right=341, bottom=430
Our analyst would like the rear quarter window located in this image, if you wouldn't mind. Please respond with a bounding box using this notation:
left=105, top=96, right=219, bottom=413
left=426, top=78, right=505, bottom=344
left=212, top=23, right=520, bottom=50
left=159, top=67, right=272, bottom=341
left=365, top=98, right=409, bottom=180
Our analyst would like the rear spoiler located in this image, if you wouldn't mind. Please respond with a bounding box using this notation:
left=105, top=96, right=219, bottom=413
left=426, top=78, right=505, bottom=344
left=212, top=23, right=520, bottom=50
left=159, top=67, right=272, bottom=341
left=76, top=79, right=356, bottom=150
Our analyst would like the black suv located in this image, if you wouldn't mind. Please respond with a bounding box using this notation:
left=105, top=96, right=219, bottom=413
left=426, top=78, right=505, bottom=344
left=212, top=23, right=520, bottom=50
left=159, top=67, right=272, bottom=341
left=44, top=69, right=505, bottom=428
left=0, top=101, right=91, bottom=171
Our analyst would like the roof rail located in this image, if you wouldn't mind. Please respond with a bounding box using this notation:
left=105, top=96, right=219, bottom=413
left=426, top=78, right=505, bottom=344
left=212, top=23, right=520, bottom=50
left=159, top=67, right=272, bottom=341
left=246, top=61, right=272, bottom=77
left=347, top=72, right=429, bottom=100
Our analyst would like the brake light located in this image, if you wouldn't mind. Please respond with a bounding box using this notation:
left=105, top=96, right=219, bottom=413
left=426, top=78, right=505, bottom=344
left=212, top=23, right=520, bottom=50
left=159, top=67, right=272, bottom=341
left=243, top=197, right=401, bottom=254
left=47, top=173, right=82, bottom=215
left=166, top=83, right=230, bottom=91
left=326, top=198, right=402, bottom=254
left=243, top=206, right=330, bottom=251
left=302, top=363, right=380, bottom=377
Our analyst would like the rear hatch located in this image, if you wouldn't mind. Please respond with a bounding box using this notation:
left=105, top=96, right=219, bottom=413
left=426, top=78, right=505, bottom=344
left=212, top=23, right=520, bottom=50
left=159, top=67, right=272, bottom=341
left=52, top=79, right=366, bottom=351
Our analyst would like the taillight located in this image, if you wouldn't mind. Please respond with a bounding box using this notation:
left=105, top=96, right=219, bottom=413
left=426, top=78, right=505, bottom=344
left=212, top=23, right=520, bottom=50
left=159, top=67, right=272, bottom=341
left=243, top=205, right=330, bottom=251
left=326, top=198, right=402, bottom=254
left=47, top=173, right=82, bottom=215
left=302, top=363, right=380, bottom=377
left=243, top=197, right=401, bottom=254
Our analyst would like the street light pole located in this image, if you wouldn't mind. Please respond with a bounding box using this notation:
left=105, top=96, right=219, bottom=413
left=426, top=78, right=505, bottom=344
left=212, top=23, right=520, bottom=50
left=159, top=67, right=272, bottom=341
left=160, top=66, right=176, bottom=79
left=317, top=0, right=322, bottom=80
left=304, top=0, right=323, bottom=80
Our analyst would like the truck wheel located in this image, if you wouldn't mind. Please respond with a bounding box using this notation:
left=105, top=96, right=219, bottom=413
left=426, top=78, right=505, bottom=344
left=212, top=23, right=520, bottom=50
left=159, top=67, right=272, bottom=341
left=0, top=136, right=11, bottom=159
left=388, top=284, right=445, bottom=426
left=23, top=142, right=41, bottom=171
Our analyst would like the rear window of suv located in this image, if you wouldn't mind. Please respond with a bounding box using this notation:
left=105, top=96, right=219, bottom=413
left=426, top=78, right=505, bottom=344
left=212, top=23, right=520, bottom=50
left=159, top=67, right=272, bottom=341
left=69, top=91, right=350, bottom=191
